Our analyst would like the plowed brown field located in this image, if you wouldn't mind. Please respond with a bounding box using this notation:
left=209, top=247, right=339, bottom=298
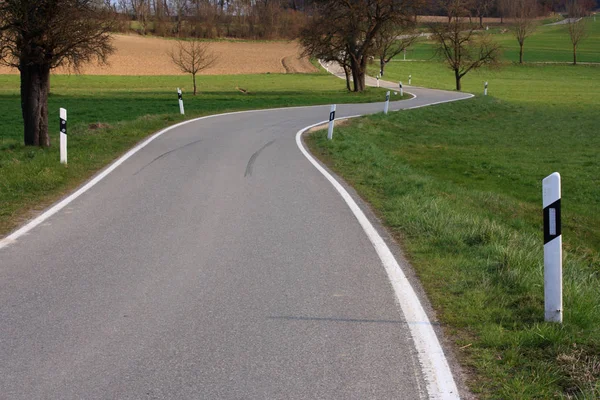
left=0, top=34, right=317, bottom=75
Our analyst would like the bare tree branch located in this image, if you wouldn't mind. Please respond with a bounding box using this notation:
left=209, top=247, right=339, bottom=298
left=566, top=0, right=589, bottom=65
left=373, top=19, right=418, bottom=76
left=507, top=0, right=538, bottom=63
left=300, top=0, right=416, bottom=92
left=169, top=39, right=217, bottom=95
left=429, top=19, right=501, bottom=91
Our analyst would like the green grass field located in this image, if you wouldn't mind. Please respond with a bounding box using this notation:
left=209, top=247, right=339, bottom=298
left=399, top=17, right=600, bottom=64
left=0, top=72, right=393, bottom=236
left=311, top=49, right=600, bottom=398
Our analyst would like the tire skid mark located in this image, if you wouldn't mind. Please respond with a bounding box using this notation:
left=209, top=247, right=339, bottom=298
left=133, top=138, right=203, bottom=175
left=244, top=139, right=276, bottom=177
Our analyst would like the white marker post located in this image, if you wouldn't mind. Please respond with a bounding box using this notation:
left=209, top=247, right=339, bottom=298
left=327, top=104, right=336, bottom=140
left=384, top=91, right=390, bottom=114
left=543, top=172, right=563, bottom=323
left=177, top=88, right=185, bottom=115
left=59, top=108, right=67, bottom=165
left=377, top=75, right=380, bottom=87
left=399, top=81, right=403, bottom=97
left=484, top=81, right=488, bottom=96
left=409, top=74, right=412, bottom=85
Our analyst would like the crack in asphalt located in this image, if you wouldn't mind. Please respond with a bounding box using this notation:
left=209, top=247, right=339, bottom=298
left=133, top=138, right=203, bottom=175
left=244, top=139, right=276, bottom=177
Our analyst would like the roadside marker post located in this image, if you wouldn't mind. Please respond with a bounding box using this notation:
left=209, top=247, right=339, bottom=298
left=484, top=81, right=488, bottom=96
left=399, top=81, right=403, bottom=97
left=409, top=74, right=412, bottom=85
left=543, top=172, right=563, bottom=323
left=177, top=88, right=185, bottom=115
left=377, top=75, right=380, bottom=87
left=327, top=104, right=336, bottom=140
left=60, top=108, right=67, bottom=165
left=384, top=91, right=390, bottom=114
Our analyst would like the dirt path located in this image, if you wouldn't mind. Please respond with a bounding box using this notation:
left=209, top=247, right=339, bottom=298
left=0, top=34, right=317, bottom=75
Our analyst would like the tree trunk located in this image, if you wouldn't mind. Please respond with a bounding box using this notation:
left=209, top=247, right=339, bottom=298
left=519, top=43, right=524, bottom=64
left=356, top=57, right=367, bottom=92
left=343, top=65, right=351, bottom=91
left=20, top=63, right=51, bottom=147
left=350, top=64, right=359, bottom=92
left=573, top=45, right=577, bottom=65
left=356, top=73, right=365, bottom=91
left=193, top=73, right=197, bottom=95
left=479, top=15, right=483, bottom=28
left=455, top=69, right=461, bottom=91
left=350, top=57, right=364, bottom=92
left=380, top=58, right=385, bottom=76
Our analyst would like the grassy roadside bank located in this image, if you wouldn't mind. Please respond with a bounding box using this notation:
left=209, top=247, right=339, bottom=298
left=307, top=65, right=599, bottom=398
left=0, top=73, right=394, bottom=237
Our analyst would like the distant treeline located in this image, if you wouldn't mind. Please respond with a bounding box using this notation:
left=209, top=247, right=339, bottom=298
left=98, top=0, right=599, bottom=39
left=101, top=0, right=309, bottom=39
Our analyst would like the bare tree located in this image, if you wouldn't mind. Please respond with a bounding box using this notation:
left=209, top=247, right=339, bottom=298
left=0, top=0, right=114, bottom=147
left=436, top=0, right=472, bottom=22
left=169, top=0, right=189, bottom=34
left=169, top=40, right=217, bottom=95
left=508, top=0, right=538, bottom=64
left=130, top=0, right=150, bottom=34
left=374, top=20, right=419, bottom=77
left=300, top=0, right=416, bottom=92
left=300, top=20, right=353, bottom=90
left=429, top=19, right=501, bottom=90
left=472, top=0, right=495, bottom=28
left=566, top=0, right=588, bottom=65
left=497, top=0, right=510, bottom=24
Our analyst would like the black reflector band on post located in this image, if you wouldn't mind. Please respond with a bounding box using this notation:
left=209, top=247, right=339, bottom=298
left=178, top=92, right=182, bottom=100
left=329, top=111, right=335, bottom=121
left=543, top=199, right=561, bottom=244
left=60, top=118, right=67, bottom=135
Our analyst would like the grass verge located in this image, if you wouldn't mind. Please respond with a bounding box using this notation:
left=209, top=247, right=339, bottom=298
left=307, top=64, right=599, bottom=398
left=0, top=72, right=394, bottom=237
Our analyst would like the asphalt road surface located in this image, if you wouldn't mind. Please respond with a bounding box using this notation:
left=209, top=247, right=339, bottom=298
left=0, top=80, right=472, bottom=399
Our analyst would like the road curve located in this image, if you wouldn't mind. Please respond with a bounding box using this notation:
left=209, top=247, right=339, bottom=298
left=0, top=81, right=472, bottom=399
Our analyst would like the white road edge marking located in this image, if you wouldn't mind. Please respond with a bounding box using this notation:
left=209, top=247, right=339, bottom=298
left=295, top=99, right=472, bottom=399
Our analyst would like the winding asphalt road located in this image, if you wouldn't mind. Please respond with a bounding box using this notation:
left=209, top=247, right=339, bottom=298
left=0, top=77, right=472, bottom=399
